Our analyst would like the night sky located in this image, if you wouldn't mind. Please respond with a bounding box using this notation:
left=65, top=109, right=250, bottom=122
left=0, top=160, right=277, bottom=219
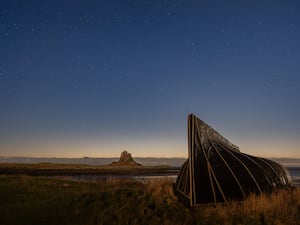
left=1, top=1, right=300, bottom=158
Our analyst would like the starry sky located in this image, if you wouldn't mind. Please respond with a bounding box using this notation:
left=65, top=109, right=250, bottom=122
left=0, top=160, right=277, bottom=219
left=1, top=0, right=300, bottom=158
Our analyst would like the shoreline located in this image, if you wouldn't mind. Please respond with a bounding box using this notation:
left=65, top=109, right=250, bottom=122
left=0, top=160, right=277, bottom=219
left=0, top=162, right=299, bottom=187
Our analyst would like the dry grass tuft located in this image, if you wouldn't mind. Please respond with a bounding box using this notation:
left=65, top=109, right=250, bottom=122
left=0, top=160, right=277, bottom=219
left=146, top=178, right=177, bottom=204
left=195, top=188, right=300, bottom=225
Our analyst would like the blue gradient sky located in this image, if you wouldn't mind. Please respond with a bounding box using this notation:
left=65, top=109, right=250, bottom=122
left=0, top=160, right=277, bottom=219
left=1, top=1, right=300, bottom=157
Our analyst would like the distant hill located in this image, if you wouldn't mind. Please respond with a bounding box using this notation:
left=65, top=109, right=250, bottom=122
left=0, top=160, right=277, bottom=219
left=270, top=158, right=300, bottom=167
left=1, top=156, right=299, bottom=167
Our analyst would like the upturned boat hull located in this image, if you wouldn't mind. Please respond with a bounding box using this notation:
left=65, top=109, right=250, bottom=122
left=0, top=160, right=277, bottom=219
left=175, top=114, right=293, bottom=206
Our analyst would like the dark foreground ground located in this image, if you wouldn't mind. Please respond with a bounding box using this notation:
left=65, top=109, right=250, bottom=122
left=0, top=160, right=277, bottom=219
left=0, top=162, right=179, bottom=176
left=0, top=175, right=300, bottom=225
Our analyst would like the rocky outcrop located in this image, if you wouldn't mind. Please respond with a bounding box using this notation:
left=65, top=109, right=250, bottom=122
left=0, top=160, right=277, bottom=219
left=119, top=151, right=134, bottom=162
left=110, top=151, right=141, bottom=166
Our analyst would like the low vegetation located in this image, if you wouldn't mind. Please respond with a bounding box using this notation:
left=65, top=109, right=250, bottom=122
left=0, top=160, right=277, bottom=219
left=0, top=175, right=299, bottom=225
left=0, top=163, right=177, bottom=176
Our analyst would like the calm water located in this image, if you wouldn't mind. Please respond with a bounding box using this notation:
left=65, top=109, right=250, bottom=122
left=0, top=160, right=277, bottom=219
left=54, top=174, right=178, bottom=183
left=54, top=168, right=300, bottom=187
left=288, top=168, right=300, bottom=187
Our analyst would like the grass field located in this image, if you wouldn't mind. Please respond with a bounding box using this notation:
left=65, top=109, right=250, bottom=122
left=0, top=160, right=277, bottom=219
left=0, top=163, right=178, bottom=176
left=0, top=175, right=299, bottom=225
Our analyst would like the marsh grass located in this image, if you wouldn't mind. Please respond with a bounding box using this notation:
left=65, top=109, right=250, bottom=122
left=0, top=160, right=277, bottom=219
left=0, top=175, right=299, bottom=225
